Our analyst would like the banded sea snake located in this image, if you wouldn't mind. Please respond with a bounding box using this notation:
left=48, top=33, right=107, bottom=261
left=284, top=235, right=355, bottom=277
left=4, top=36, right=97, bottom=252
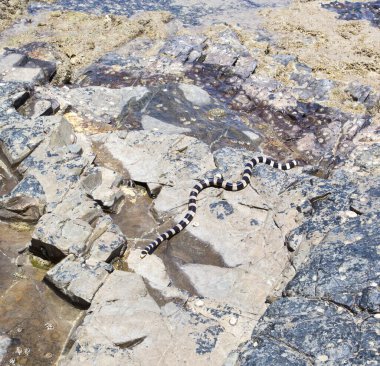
left=140, top=156, right=300, bottom=258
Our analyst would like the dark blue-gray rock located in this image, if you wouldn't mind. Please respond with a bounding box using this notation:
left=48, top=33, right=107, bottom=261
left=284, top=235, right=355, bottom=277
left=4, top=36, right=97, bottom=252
left=322, top=1, right=380, bottom=28
left=246, top=297, right=362, bottom=365
left=228, top=337, right=309, bottom=366
left=285, top=212, right=380, bottom=313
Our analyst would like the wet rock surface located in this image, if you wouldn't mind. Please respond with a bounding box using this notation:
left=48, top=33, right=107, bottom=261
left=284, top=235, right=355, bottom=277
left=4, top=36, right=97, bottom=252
left=0, top=0, right=379, bottom=365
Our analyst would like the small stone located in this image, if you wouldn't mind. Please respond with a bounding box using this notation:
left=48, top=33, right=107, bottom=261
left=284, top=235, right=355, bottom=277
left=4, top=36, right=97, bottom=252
left=193, top=222, right=199, bottom=227
left=195, top=299, right=204, bottom=307
left=317, top=355, right=329, bottom=362
left=229, top=317, right=238, bottom=326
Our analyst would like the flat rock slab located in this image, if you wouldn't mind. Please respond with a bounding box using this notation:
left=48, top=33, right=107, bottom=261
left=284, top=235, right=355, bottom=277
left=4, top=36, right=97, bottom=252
left=45, top=255, right=112, bottom=307
left=60, top=270, right=257, bottom=366
left=0, top=52, right=55, bottom=85
left=99, top=130, right=216, bottom=197
left=53, top=85, right=149, bottom=123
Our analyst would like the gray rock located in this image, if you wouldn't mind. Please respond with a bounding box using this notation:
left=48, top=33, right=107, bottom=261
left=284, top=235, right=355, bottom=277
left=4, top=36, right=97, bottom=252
left=159, top=35, right=206, bottom=63
left=53, top=85, right=149, bottom=123
left=127, top=249, right=177, bottom=296
left=345, top=81, right=379, bottom=109
left=178, top=83, right=212, bottom=106
left=81, top=166, right=124, bottom=211
left=0, top=115, right=63, bottom=165
left=352, top=143, right=380, bottom=173
left=99, top=130, right=216, bottom=197
left=233, top=57, right=257, bottom=79
left=0, top=174, right=46, bottom=222
left=85, top=215, right=127, bottom=265
left=182, top=263, right=268, bottom=313
left=16, top=118, right=92, bottom=211
left=273, top=54, right=297, bottom=66
left=60, top=271, right=258, bottom=366
left=141, top=114, right=191, bottom=134
left=45, top=255, right=111, bottom=307
left=31, top=189, right=103, bottom=261
left=0, top=52, right=55, bottom=84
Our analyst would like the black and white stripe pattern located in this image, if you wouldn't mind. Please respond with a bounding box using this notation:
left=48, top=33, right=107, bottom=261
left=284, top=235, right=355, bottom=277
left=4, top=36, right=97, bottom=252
left=141, top=156, right=299, bottom=258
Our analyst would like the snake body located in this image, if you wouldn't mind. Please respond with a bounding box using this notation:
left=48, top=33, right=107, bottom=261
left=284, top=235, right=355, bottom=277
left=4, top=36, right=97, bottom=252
left=141, top=156, right=299, bottom=258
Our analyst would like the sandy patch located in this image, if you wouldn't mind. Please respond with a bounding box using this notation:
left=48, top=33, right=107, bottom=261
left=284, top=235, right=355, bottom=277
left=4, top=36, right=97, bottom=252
left=3, top=10, right=175, bottom=83
left=0, top=0, right=29, bottom=32
left=259, top=1, right=380, bottom=88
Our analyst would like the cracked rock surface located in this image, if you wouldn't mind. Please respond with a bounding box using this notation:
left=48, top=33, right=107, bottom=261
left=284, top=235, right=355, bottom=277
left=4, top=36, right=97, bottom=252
left=0, top=0, right=379, bottom=365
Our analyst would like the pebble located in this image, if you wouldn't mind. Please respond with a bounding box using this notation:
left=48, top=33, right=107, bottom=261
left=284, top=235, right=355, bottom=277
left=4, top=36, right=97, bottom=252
left=195, top=299, right=204, bottom=307
left=317, top=355, right=329, bottom=362
left=193, top=222, right=199, bottom=227
left=229, top=317, right=238, bottom=326
left=345, top=210, right=357, bottom=218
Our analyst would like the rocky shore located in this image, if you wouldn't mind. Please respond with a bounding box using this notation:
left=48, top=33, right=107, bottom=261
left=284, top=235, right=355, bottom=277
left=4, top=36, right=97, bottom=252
left=0, top=0, right=379, bottom=365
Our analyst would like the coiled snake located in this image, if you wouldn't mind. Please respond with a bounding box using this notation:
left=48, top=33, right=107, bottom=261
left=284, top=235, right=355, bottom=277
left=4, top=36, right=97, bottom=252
left=140, top=156, right=299, bottom=258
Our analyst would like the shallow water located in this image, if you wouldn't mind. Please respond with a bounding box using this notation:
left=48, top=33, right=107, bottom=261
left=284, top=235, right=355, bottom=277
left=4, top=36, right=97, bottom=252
left=28, top=0, right=291, bottom=26
left=0, top=223, right=82, bottom=366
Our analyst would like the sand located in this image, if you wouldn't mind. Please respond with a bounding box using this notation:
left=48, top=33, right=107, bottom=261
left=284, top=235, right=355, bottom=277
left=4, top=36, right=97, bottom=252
left=2, top=10, right=175, bottom=83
